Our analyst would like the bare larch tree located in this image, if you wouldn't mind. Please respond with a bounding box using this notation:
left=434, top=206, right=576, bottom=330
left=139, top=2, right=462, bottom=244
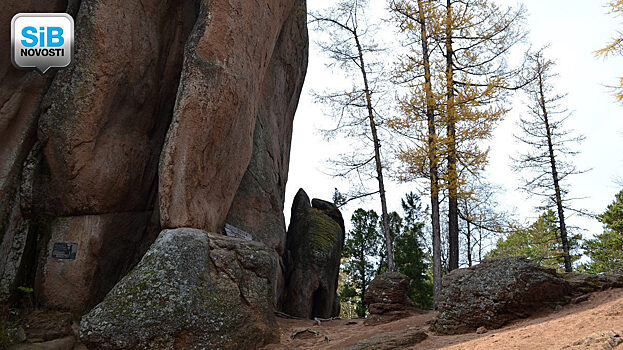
left=311, top=0, right=395, bottom=271
left=514, top=50, right=587, bottom=273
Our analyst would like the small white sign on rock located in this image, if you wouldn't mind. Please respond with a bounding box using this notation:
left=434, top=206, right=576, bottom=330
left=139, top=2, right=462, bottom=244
left=224, top=224, right=253, bottom=241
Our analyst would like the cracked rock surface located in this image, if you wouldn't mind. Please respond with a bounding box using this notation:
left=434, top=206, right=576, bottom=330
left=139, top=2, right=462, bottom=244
left=79, top=228, right=279, bottom=350
left=431, top=257, right=572, bottom=335
left=431, top=257, right=623, bottom=335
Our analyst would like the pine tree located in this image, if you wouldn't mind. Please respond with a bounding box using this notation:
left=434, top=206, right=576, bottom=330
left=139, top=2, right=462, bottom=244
left=488, top=210, right=581, bottom=271
left=597, top=189, right=623, bottom=234
left=377, top=211, right=403, bottom=274
left=580, top=190, right=623, bottom=274
left=437, top=0, right=526, bottom=271
left=342, top=208, right=382, bottom=317
left=395, top=193, right=433, bottom=309
left=389, top=0, right=444, bottom=308
left=390, top=0, right=526, bottom=297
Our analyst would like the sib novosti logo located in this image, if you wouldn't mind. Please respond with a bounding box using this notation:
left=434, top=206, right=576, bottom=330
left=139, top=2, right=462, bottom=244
left=11, top=13, right=74, bottom=74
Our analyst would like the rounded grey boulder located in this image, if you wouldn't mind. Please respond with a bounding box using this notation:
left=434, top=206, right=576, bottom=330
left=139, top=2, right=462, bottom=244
left=80, top=228, right=280, bottom=349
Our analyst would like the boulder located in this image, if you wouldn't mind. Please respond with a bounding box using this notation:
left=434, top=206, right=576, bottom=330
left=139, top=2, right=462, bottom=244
left=282, top=189, right=345, bottom=318
left=80, top=228, right=280, bottom=349
left=565, top=330, right=623, bottom=349
left=225, top=0, right=309, bottom=254
left=363, top=272, right=414, bottom=326
left=431, top=257, right=572, bottom=334
left=364, top=272, right=411, bottom=306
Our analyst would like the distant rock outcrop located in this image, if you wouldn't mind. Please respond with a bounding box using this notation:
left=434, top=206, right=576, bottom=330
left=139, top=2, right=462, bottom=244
left=80, top=228, right=280, bottom=350
left=431, top=257, right=623, bottom=335
left=282, top=189, right=345, bottom=319
left=563, top=272, right=623, bottom=294
left=363, top=272, right=415, bottom=325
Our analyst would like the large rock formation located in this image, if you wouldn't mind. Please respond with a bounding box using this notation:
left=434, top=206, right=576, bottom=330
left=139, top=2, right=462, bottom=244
left=29, top=0, right=194, bottom=314
left=36, top=0, right=194, bottom=216
left=80, top=228, right=280, bottom=349
left=158, top=0, right=306, bottom=235
left=1, top=0, right=196, bottom=311
left=0, top=0, right=308, bottom=335
left=35, top=213, right=157, bottom=313
left=0, top=0, right=68, bottom=304
left=432, top=257, right=572, bottom=334
left=282, top=189, right=345, bottom=319
left=225, top=0, right=309, bottom=255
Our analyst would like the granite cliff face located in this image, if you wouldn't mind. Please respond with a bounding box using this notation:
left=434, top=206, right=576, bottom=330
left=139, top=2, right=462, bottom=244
left=0, top=3, right=308, bottom=347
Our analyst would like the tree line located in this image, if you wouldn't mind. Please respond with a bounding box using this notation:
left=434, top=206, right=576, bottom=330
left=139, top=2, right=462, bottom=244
left=337, top=192, right=432, bottom=317
left=312, top=0, right=623, bottom=311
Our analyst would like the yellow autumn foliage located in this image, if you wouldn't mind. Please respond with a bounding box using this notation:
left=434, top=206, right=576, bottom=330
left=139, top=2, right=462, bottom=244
left=596, top=0, right=623, bottom=102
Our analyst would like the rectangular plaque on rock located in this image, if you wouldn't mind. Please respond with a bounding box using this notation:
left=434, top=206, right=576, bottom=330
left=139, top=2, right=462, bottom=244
left=52, top=242, right=78, bottom=260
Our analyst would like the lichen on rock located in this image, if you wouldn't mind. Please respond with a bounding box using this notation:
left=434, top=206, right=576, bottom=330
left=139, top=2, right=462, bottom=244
left=431, top=257, right=572, bottom=335
left=282, top=189, right=345, bottom=319
left=79, top=228, right=279, bottom=350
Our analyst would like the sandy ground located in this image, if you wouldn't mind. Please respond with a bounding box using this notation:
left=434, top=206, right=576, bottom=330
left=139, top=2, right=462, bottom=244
left=263, top=288, right=623, bottom=349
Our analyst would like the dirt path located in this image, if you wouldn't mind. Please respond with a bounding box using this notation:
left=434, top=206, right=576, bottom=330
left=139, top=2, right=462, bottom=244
left=264, top=288, right=623, bottom=349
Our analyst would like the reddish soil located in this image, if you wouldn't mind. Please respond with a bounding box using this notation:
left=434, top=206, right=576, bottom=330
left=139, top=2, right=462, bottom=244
left=263, top=288, right=623, bottom=349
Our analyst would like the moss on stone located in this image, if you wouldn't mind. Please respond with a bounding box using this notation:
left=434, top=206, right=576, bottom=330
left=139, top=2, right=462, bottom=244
left=80, top=229, right=278, bottom=349
left=304, top=209, right=341, bottom=253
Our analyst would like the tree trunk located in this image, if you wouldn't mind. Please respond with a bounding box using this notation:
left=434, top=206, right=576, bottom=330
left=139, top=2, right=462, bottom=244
left=478, top=227, right=482, bottom=263
left=445, top=0, right=460, bottom=271
left=464, top=203, right=472, bottom=267
left=416, top=0, right=442, bottom=309
left=354, top=31, right=395, bottom=272
left=466, top=217, right=472, bottom=267
left=359, top=249, right=367, bottom=308
left=537, top=63, right=572, bottom=273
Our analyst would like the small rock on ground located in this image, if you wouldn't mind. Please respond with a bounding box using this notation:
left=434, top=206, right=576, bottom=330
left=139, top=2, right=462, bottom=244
left=345, top=329, right=428, bottom=350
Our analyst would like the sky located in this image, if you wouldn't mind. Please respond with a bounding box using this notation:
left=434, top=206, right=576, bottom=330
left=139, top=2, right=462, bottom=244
left=284, top=0, right=623, bottom=260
